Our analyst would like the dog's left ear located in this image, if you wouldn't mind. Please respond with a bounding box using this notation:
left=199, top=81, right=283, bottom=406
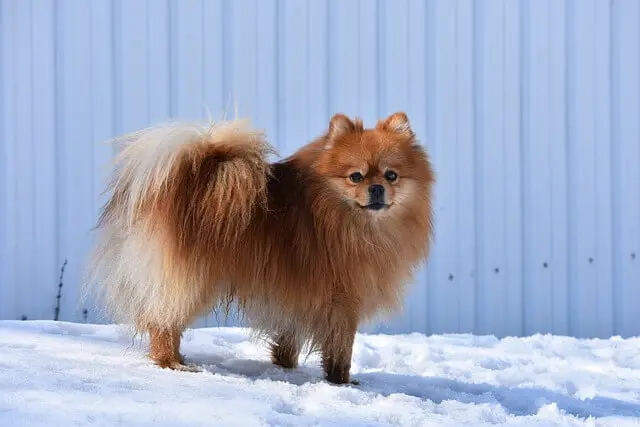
left=377, top=112, right=414, bottom=138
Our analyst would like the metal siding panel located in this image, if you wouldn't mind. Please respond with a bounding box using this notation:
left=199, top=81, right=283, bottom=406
left=172, top=0, right=206, bottom=119
left=87, top=0, right=116, bottom=324
left=307, top=0, right=329, bottom=139
left=549, top=0, right=570, bottom=336
left=594, top=0, right=614, bottom=338
left=406, top=0, right=430, bottom=334
left=56, top=0, right=95, bottom=322
left=427, top=0, right=459, bottom=334
left=256, top=0, right=279, bottom=141
left=503, top=0, right=523, bottom=336
left=0, top=2, right=4, bottom=317
left=327, top=0, right=360, bottom=119
left=32, top=0, right=58, bottom=321
left=522, top=0, right=554, bottom=334
left=455, top=0, right=477, bottom=334
left=567, top=0, right=599, bottom=338
left=474, top=0, right=509, bottom=336
left=202, top=0, right=224, bottom=123
left=147, top=0, right=172, bottom=123
left=278, top=0, right=310, bottom=156
left=358, top=0, right=379, bottom=127
left=1, top=0, right=18, bottom=320
left=1, top=0, right=639, bottom=339
left=228, top=0, right=259, bottom=120
left=612, top=0, right=640, bottom=337
left=117, top=0, right=151, bottom=132
left=13, top=1, right=37, bottom=320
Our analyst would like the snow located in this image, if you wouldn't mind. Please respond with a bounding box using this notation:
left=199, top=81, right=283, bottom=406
left=1, top=321, right=640, bottom=426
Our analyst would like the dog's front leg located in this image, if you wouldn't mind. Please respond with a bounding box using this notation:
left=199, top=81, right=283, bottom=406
left=321, top=314, right=357, bottom=385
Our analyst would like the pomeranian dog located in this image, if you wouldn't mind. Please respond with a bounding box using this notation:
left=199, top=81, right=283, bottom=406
left=85, top=112, right=435, bottom=384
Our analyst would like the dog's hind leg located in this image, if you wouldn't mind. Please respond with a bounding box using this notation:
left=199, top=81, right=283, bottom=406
left=270, top=332, right=301, bottom=369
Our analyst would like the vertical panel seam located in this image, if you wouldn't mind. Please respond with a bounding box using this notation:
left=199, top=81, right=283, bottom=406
left=424, top=0, right=433, bottom=334
left=454, top=0, right=460, bottom=332
left=306, top=0, right=311, bottom=137
left=472, top=0, right=483, bottom=335
left=547, top=0, right=555, bottom=332
left=89, top=1, right=96, bottom=239
left=593, top=0, right=602, bottom=336
left=519, top=0, right=528, bottom=336
left=147, top=0, right=151, bottom=123
left=326, top=0, right=331, bottom=119
left=29, top=0, right=37, bottom=319
left=501, top=0, right=509, bottom=334
left=221, top=0, right=230, bottom=118
left=112, top=0, right=120, bottom=133
left=609, top=0, right=619, bottom=335
left=376, top=0, right=385, bottom=118
left=201, top=0, right=206, bottom=120
left=54, top=0, right=63, bottom=317
left=0, top=1, right=4, bottom=316
left=167, top=0, right=173, bottom=118
left=565, top=0, right=575, bottom=336
left=276, top=0, right=282, bottom=149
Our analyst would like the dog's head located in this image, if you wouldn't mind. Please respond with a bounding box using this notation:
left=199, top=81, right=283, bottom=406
left=314, top=112, right=434, bottom=218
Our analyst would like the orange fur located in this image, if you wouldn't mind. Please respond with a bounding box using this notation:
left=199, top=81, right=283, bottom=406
left=85, top=113, right=435, bottom=384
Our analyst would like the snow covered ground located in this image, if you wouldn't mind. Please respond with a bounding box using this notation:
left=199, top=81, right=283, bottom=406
left=2, top=321, right=640, bottom=426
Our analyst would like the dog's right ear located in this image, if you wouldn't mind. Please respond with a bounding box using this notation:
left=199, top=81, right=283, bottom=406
left=325, top=114, right=356, bottom=149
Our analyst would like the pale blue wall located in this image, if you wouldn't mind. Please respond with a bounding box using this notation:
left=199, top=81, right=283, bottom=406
left=1, top=0, right=639, bottom=338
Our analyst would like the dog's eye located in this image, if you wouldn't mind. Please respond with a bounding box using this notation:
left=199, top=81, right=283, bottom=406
left=349, top=172, right=364, bottom=183
left=384, top=170, right=398, bottom=182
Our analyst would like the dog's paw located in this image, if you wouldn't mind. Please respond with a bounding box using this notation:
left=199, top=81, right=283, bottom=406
left=324, top=377, right=360, bottom=386
left=170, top=362, right=202, bottom=373
left=271, top=357, right=298, bottom=370
left=155, top=359, right=202, bottom=373
left=325, top=373, right=358, bottom=386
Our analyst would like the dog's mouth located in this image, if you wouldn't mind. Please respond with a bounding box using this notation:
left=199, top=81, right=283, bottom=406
left=359, top=203, right=391, bottom=211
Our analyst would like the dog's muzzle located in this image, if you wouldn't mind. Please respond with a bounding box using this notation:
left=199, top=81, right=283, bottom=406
left=366, top=184, right=386, bottom=210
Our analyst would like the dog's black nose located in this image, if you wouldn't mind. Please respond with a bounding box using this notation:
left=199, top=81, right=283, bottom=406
left=368, top=184, right=385, bottom=204
left=369, top=184, right=385, bottom=195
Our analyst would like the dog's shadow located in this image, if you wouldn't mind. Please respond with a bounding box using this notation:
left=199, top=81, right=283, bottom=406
left=187, top=352, right=640, bottom=420
left=188, top=351, right=326, bottom=386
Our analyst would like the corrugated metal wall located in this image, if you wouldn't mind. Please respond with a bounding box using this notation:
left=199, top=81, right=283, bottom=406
left=1, top=0, right=639, bottom=338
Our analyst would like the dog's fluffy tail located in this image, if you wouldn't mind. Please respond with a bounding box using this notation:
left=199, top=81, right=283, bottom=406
left=84, top=118, right=274, bottom=330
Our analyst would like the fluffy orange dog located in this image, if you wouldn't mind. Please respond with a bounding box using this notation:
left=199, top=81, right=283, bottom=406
left=86, top=112, right=435, bottom=384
